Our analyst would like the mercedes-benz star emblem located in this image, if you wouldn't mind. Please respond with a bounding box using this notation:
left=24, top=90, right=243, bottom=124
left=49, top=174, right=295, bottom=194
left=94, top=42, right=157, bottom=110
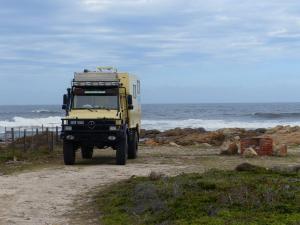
left=88, top=121, right=96, bottom=129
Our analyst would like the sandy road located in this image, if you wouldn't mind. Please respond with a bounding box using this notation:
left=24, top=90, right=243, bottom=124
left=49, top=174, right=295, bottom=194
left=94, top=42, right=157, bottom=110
left=0, top=151, right=188, bottom=225
left=0, top=146, right=299, bottom=225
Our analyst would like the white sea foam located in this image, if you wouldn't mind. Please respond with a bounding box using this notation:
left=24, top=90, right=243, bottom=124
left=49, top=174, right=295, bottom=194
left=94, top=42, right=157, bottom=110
left=142, top=119, right=300, bottom=131
left=1, top=117, right=300, bottom=133
left=0, top=116, right=61, bottom=128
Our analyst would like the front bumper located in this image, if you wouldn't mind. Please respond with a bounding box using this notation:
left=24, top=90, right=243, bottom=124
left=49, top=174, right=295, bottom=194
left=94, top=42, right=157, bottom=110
left=61, top=119, right=125, bottom=144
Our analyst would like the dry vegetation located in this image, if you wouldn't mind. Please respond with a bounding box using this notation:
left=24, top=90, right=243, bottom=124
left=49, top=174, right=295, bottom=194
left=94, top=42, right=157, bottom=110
left=95, top=167, right=300, bottom=225
left=0, top=133, right=62, bottom=174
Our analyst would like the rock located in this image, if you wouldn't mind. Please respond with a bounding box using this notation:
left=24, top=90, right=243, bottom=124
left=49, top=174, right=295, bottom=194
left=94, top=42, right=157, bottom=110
left=255, top=128, right=267, bottom=134
left=169, top=142, right=181, bottom=147
left=220, top=141, right=230, bottom=150
left=160, top=128, right=206, bottom=138
left=234, top=136, right=241, bottom=141
left=198, top=143, right=212, bottom=148
left=243, top=147, right=258, bottom=158
left=235, top=163, right=266, bottom=172
left=196, top=127, right=207, bottom=133
left=220, top=143, right=239, bottom=155
left=144, top=139, right=159, bottom=146
left=274, top=144, right=288, bottom=157
left=149, top=171, right=164, bottom=181
left=140, top=129, right=161, bottom=139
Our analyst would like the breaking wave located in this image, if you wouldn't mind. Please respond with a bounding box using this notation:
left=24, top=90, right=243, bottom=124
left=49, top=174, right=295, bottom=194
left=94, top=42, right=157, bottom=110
left=1, top=116, right=300, bottom=133
left=0, top=116, right=61, bottom=128
left=141, top=119, right=300, bottom=131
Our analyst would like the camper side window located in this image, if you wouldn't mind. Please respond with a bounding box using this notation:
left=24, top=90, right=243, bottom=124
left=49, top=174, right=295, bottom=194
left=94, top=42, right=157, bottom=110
left=137, top=80, right=140, bottom=94
left=133, top=85, right=137, bottom=98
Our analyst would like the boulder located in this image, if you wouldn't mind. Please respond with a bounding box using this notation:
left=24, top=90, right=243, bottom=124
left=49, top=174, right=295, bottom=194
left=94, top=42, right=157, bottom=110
left=220, top=142, right=239, bottom=155
left=234, top=136, right=241, bottom=141
left=243, top=147, right=258, bottom=158
left=235, top=163, right=267, bottom=172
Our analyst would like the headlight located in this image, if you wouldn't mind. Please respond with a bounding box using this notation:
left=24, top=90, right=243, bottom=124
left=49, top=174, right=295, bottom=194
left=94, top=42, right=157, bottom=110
left=70, top=121, right=77, bottom=125
left=65, top=126, right=72, bottom=131
left=109, top=126, right=117, bottom=131
left=69, top=120, right=84, bottom=125
left=77, top=121, right=84, bottom=125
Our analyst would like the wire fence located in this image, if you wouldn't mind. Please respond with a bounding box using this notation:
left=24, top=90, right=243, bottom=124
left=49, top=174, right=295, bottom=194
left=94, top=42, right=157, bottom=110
left=0, top=126, right=62, bottom=151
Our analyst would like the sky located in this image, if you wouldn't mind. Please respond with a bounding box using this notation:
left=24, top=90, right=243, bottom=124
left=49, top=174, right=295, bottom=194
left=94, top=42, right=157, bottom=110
left=0, top=0, right=300, bottom=104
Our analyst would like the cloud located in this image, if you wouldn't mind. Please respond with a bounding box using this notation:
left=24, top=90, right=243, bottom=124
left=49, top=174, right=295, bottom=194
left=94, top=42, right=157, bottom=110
left=1, top=0, right=300, bottom=74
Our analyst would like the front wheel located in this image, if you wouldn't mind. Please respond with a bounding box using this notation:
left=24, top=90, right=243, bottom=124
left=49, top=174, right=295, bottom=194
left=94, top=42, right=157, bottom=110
left=116, top=133, right=128, bottom=165
left=128, top=131, right=138, bottom=159
left=63, top=141, right=75, bottom=165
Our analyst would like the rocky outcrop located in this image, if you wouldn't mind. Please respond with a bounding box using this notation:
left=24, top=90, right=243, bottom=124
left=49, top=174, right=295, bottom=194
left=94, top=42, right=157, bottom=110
left=141, top=126, right=300, bottom=147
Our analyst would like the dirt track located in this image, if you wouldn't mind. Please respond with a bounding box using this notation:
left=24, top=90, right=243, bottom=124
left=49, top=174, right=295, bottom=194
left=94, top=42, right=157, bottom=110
left=0, top=146, right=299, bottom=225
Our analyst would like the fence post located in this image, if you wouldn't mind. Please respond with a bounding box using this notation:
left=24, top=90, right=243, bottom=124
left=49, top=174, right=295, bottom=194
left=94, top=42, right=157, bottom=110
left=50, top=131, right=54, bottom=151
left=11, top=128, right=14, bottom=147
left=46, top=128, right=49, bottom=144
left=55, top=126, right=59, bottom=144
left=23, top=129, right=27, bottom=152
left=36, top=128, right=39, bottom=136
left=31, top=128, right=34, bottom=150
left=11, top=128, right=14, bottom=142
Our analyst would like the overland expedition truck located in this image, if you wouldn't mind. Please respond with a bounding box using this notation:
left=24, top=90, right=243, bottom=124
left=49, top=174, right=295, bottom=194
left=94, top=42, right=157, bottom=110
left=61, top=67, right=141, bottom=165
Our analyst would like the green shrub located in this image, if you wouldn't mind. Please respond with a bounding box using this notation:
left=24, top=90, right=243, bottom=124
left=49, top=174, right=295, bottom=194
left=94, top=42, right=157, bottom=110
left=96, top=169, right=300, bottom=225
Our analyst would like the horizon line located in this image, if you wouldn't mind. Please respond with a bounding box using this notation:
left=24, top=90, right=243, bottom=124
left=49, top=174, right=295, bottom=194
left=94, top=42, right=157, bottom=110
left=1, top=101, right=300, bottom=106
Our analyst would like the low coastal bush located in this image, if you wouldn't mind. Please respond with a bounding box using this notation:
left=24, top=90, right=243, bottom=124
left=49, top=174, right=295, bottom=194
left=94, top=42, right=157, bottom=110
left=96, top=169, right=300, bottom=225
left=0, top=142, right=62, bottom=174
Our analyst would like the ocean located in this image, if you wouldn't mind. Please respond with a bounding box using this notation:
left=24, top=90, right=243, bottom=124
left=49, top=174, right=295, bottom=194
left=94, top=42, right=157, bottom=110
left=1, top=103, right=300, bottom=133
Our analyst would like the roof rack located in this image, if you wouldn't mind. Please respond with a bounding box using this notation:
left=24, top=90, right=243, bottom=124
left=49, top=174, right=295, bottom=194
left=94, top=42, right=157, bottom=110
left=96, top=66, right=117, bottom=73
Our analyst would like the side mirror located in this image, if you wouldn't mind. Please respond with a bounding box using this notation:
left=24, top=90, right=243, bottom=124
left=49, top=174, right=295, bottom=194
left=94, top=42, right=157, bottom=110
left=63, top=94, right=68, bottom=105
left=62, top=94, right=68, bottom=110
left=127, top=95, right=134, bottom=110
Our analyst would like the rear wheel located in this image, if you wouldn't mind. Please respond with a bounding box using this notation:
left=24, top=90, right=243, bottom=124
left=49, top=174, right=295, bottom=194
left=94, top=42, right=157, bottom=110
left=63, top=141, right=75, bottom=165
left=128, top=130, right=138, bottom=159
left=81, top=145, right=93, bottom=159
left=116, top=133, right=128, bottom=165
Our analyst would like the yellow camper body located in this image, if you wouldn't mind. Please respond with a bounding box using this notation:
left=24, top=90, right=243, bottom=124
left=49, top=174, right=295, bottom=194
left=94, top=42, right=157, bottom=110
left=61, top=67, right=141, bottom=165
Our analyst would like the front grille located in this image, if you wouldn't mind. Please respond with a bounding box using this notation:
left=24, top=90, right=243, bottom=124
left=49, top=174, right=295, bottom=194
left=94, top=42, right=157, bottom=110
left=62, top=119, right=116, bottom=131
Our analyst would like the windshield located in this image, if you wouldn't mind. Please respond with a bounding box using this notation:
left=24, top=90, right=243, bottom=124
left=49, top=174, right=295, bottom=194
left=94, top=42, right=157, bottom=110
left=72, top=88, right=119, bottom=110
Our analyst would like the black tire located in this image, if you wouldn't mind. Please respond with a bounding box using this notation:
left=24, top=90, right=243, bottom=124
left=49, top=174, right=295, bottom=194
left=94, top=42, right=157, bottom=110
left=63, top=141, right=75, bottom=165
left=128, top=131, right=138, bottom=159
left=116, top=133, right=128, bottom=165
left=81, top=146, right=93, bottom=159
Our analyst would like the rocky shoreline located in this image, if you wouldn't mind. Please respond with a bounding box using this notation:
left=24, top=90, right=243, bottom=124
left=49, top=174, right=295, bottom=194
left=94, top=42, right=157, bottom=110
left=140, top=125, right=300, bottom=147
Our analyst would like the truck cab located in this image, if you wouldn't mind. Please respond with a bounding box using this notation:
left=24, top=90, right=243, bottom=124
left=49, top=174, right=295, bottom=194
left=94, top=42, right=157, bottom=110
left=61, top=67, right=141, bottom=165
